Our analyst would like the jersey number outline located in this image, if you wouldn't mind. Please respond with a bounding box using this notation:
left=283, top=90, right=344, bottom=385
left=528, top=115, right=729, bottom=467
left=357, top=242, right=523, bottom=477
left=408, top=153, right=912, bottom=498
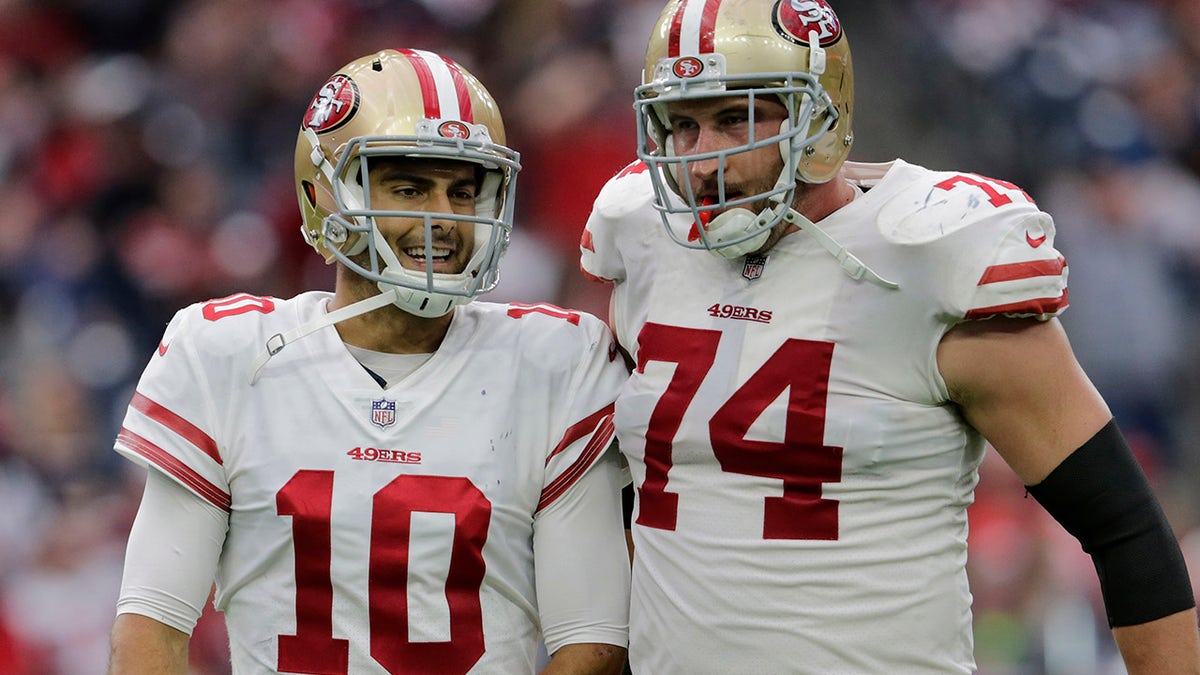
left=276, top=471, right=491, bottom=674
left=933, top=173, right=1035, bottom=208
left=506, top=302, right=581, bottom=325
left=635, top=322, right=843, bottom=540
left=201, top=293, right=277, bottom=321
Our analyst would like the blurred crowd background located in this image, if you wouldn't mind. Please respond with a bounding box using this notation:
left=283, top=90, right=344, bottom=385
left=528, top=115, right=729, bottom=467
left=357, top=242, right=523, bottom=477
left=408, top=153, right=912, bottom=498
left=0, top=0, right=1197, bottom=673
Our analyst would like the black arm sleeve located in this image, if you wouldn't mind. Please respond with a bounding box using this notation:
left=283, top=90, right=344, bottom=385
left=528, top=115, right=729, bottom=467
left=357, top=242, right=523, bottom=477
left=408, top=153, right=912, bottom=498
left=1026, top=419, right=1195, bottom=627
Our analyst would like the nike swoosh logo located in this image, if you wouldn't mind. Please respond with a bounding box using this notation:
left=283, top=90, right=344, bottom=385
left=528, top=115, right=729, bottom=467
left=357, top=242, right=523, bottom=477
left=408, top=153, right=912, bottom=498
left=157, top=341, right=170, bottom=356
left=1026, top=232, right=1047, bottom=248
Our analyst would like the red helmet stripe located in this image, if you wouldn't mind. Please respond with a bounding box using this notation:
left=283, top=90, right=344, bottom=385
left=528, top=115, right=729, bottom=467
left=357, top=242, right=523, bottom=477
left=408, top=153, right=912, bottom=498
left=398, top=48, right=441, bottom=118
left=439, top=54, right=474, bottom=123
left=668, top=0, right=722, bottom=57
left=698, top=0, right=721, bottom=54
left=668, top=2, right=686, bottom=57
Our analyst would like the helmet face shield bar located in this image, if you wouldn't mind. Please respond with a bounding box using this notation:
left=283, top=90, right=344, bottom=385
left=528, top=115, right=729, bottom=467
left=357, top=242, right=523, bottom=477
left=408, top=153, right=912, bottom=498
left=635, top=0, right=855, bottom=254
left=323, top=134, right=519, bottom=301
left=257, top=47, right=524, bottom=382
left=294, top=49, right=521, bottom=318
left=635, top=67, right=836, bottom=252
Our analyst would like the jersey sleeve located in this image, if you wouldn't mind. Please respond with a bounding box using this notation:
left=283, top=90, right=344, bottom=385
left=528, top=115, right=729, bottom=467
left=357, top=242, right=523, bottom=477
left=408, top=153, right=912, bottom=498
left=955, top=209, right=1068, bottom=322
left=114, top=305, right=231, bottom=512
left=579, top=160, right=652, bottom=285
left=530, top=313, right=631, bottom=653
left=536, top=314, right=629, bottom=512
left=877, top=167, right=1070, bottom=324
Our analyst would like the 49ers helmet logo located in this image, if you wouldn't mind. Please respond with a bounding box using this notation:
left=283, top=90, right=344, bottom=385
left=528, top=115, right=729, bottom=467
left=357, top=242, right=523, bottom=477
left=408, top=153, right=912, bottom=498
left=672, top=56, right=705, bottom=79
left=772, top=0, right=843, bottom=47
left=304, top=74, right=359, bottom=133
left=437, top=120, right=470, bottom=139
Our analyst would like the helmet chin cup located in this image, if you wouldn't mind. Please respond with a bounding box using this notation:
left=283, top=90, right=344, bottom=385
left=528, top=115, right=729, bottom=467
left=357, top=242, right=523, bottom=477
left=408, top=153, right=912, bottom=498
left=706, top=207, right=774, bottom=259
left=376, top=279, right=458, bottom=318
left=374, top=249, right=465, bottom=319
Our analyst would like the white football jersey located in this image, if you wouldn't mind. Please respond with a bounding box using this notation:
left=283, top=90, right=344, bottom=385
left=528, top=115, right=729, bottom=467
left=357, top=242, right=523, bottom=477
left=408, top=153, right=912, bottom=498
left=114, top=291, right=629, bottom=674
left=581, top=159, right=1068, bottom=673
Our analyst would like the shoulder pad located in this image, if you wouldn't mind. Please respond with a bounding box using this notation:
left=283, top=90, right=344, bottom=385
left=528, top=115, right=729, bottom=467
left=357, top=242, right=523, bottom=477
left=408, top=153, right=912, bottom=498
left=502, top=301, right=608, bottom=341
left=476, top=301, right=614, bottom=368
left=878, top=169, right=1040, bottom=245
left=592, top=160, right=658, bottom=220
left=174, top=293, right=286, bottom=360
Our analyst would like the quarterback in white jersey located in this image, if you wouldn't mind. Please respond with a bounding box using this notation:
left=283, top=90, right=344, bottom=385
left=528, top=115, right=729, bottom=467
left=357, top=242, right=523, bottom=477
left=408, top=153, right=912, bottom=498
left=109, top=49, right=632, bottom=675
left=580, top=0, right=1198, bottom=673
left=116, top=292, right=628, bottom=673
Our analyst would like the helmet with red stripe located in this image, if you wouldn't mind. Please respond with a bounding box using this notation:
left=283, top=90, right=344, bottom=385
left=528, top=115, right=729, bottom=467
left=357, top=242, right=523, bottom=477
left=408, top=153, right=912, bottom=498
left=295, top=49, right=520, bottom=317
left=635, top=0, right=854, bottom=253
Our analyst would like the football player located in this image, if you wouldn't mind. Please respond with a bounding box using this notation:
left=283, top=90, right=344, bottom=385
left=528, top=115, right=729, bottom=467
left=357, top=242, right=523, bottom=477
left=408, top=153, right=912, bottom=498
left=580, top=1, right=1198, bottom=672
left=109, top=49, right=630, bottom=674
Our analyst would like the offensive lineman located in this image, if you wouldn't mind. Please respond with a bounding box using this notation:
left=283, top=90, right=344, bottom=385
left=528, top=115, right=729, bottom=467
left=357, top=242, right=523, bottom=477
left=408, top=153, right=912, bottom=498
left=580, top=1, right=1199, bottom=672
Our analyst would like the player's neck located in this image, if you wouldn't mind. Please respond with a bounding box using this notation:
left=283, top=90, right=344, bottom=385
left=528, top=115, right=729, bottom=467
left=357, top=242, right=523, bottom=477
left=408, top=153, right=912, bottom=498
left=759, top=174, right=856, bottom=251
left=328, top=282, right=452, bottom=354
left=790, top=173, right=856, bottom=223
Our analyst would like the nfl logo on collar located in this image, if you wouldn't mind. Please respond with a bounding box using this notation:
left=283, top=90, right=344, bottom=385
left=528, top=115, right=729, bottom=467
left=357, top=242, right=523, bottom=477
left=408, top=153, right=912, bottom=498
left=371, top=398, right=397, bottom=429
left=742, top=255, right=768, bottom=281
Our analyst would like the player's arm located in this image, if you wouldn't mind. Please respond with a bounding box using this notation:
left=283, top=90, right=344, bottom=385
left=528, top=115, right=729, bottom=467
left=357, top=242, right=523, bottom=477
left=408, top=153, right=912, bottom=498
left=938, top=316, right=1199, bottom=674
left=535, top=446, right=630, bottom=675
left=541, top=643, right=627, bottom=675
left=108, top=614, right=189, bottom=674
left=108, top=471, right=228, bottom=674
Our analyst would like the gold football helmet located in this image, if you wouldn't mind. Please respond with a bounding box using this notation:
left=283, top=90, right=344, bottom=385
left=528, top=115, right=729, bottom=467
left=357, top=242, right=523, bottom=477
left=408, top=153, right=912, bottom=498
left=295, top=48, right=520, bottom=317
left=635, top=0, right=854, bottom=255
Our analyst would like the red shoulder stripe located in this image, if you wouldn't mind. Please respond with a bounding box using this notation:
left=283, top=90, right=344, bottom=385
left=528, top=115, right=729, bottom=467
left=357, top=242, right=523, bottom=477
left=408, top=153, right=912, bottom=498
left=546, top=403, right=615, bottom=464
left=964, top=292, right=1069, bottom=320
left=538, top=414, right=615, bottom=511
left=978, top=256, right=1065, bottom=285
left=118, top=429, right=231, bottom=512
left=130, top=392, right=221, bottom=465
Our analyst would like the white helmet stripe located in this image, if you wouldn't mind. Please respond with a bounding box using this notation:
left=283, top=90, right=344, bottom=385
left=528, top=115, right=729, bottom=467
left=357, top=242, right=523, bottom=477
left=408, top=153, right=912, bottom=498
left=399, top=48, right=472, bottom=122
left=671, top=0, right=722, bottom=56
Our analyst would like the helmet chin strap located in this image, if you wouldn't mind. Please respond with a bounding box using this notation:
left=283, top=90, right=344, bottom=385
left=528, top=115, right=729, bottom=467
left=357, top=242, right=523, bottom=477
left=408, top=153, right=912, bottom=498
left=247, top=288, right=402, bottom=384
left=707, top=202, right=899, bottom=290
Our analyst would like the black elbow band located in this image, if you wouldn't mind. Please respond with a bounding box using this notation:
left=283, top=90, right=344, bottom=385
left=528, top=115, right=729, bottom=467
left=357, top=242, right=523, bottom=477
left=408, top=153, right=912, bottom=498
left=1026, top=419, right=1195, bottom=627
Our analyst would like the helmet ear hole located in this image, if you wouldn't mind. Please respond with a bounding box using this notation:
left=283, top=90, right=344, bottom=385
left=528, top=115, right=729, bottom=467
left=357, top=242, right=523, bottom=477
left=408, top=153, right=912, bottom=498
left=301, top=180, right=317, bottom=208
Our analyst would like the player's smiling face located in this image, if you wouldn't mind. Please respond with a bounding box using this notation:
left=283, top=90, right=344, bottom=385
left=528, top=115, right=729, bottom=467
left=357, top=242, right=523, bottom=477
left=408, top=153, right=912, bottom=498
left=665, top=95, right=789, bottom=215
left=366, top=157, right=477, bottom=275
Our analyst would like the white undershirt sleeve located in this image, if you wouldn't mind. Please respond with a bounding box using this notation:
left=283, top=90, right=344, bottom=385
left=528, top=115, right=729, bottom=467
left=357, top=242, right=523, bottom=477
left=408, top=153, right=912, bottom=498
left=115, top=470, right=229, bottom=634
left=534, top=445, right=631, bottom=655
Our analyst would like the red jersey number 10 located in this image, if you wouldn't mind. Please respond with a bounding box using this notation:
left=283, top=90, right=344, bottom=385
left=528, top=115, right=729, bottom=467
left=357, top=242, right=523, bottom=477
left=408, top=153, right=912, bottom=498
left=276, top=471, right=490, bottom=674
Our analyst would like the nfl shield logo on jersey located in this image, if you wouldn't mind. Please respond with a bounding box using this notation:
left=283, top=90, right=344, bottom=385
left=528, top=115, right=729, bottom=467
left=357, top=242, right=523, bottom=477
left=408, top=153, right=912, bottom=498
left=370, top=398, right=397, bottom=428
left=742, top=255, right=768, bottom=280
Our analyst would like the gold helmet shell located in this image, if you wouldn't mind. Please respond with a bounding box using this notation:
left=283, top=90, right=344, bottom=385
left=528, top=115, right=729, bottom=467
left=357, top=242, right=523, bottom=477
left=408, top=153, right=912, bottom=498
left=639, top=0, right=853, bottom=184
left=634, top=1, right=855, bottom=254
left=294, top=49, right=520, bottom=316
